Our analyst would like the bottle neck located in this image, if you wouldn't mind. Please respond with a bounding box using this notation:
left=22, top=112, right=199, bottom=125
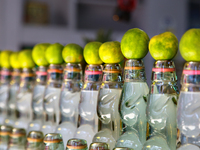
left=102, top=63, right=122, bottom=83
left=35, top=66, right=48, bottom=86
left=0, top=68, right=11, bottom=85
left=20, top=68, right=35, bottom=90
left=124, top=59, right=146, bottom=82
left=10, top=69, right=21, bottom=85
left=47, top=64, right=63, bottom=88
left=64, top=63, right=82, bottom=82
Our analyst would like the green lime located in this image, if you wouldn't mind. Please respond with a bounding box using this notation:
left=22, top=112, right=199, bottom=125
left=32, top=43, right=50, bottom=66
left=0, top=51, right=1, bottom=67
left=0, top=50, right=12, bottom=69
left=45, top=43, right=64, bottom=64
left=62, top=43, right=83, bottom=63
left=83, top=42, right=103, bottom=65
left=179, top=28, right=200, bottom=61
left=149, top=32, right=178, bottom=60
left=121, top=28, right=149, bottom=59
left=10, top=52, right=21, bottom=69
left=99, top=41, right=124, bottom=64
left=19, top=49, right=35, bottom=68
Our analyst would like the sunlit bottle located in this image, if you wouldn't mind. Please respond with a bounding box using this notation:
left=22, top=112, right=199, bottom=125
left=8, top=128, right=26, bottom=150
left=4, top=69, right=21, bottom=126
left=42, top=64, right=63, bottom=135
left=0, top=68, right=11, bottom=124
left=75, top=65, right=103, bottom=145
left=27, top=66, right=47, bottom=134
left=89, top=142, right=108, bottom=150
left=15, top=68, right=35, bottom=129
left=66, top=138, right=88, bottom=150
left=116, top=59, right=149, bottom=150
left=56, top=63, right=83, bottom=146
left=0, top=125, right=12, bottom=150
left=43, top=133, right=64, bottom=150
left=177, top=62, right=200, bottom=150
left=93, top=63, right=123, bottom=149
left=143, top=60, right=179, bottom=150
left=26, top=131, right=44, bottom=150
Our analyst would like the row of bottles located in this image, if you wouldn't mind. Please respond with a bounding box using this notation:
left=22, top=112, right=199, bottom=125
left=0, top=59, right=199, bottom=150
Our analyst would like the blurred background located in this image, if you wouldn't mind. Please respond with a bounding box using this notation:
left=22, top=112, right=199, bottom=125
left=0, top=0, right=199, bottom=85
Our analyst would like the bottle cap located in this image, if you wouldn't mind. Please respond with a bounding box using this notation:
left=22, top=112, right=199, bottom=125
left=113, top=147, right=134, bottom=150
left=43, top=133, right=63, bottom=144
left=0, top=125, right=12, bottom=136
left=66, top=138, right=87, bottom=149
left=27, top=131, right=43, bottom=142
left=89, top=142, right=108, bottom=150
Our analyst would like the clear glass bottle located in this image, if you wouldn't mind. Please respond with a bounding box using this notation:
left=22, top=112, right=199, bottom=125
left=93, top=63, right=123, bottom=150
left=43, top=133, right=64, bottom=150
left=89, top=142, right=108, bottom=150
left=143, top=60, right=179, bottom=150
left=8, top=128, right=26, bottom=150
left=0, top=125, right=12, bottom=150
left=116, top=59, right=149, bottom=150
left=177, top=62, right=200, bottom=149
left=15, top=68, right=35, bottom=130
left=56, top=63, right=83, bottom=146
left=4, top=69, right=21, bottom=126
left=75, top=65, right=103, bottom=145
left=0, top=68, right=11, bottom=124
left=26, top=131, right=44, bottom=150
left=66, top=138, right=88, bottom=150
left=27, top=66, right=48, bottom=134
left=42, top=64, right=63, bottom=135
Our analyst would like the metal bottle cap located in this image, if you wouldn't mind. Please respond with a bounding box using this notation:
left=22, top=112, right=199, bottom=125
left=89, top=142, right=108, bottom=150
left=151, top=60, right=177, bottom=82
left=27, top=131, right=43, bottom=142
left=124, top=59, right=146, bottom=82
left=113, top=147, right=134, bottom=150
left=0, top=125, right=12, bottom=136
left=181, top=61, right=200, bottom=85
left=102, top=63, right=122, bottom=82
left=43, top=133, right=63, bottom=144
left=66, top=138, right=87, bottom=149
left=9, top=128, right=26, bottom=146
left=64, top=63, right=82, bottom=81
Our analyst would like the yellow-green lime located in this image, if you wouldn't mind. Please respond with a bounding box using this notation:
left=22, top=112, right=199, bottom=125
left=99, top=41, right=124, bottom=63
left=32, top=43, right=50, bottom=66
left=149, top=32, right=178, bottom=60
left=45, top=43, right=64, bottom=64
left=62, top=43, right=83, bottom=63
left=0, top=50, right=12, bottom=69
left=10, top=52, right=21, bottom=69
left=0, top=51, right=1, bottom=67
left=83, top=42, right=103, bottom=65
left=19, top=49, right=35, bottom=68
left=121, top=28, right=149, bottom=59
left=179, top=28, right=200, bottom=61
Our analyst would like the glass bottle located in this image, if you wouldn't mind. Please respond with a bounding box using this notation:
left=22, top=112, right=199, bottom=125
left=93, top=63, right=123, bottom=150
left=116, top=59, right=149, bottom=150
left=143, top=60, right=179, bottom=150
left=26, top=131, right=44, bottom=150
left=75, top=65, right=103, bottom=145
left=43, top=133, right=64, bottom=150
left=42, top=64, right=63, bottom=135
left=0, top=68, right=11, bottom=124
left=15, top=68, right=35, bottom=130
left=177, top=62, right=200, bottom=149
left=0, top=125, right=12, bottom=150
left=27, top=66, right=48, bottom=134
left=56, top=63, right=83, bottom=146
left=89, top=142, right=108, bottom=150
left=66, top=138, right=88, bottom=150
left=4, top=69, right=21, bottom=126
left=8, top=128, right=26, bottom=150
